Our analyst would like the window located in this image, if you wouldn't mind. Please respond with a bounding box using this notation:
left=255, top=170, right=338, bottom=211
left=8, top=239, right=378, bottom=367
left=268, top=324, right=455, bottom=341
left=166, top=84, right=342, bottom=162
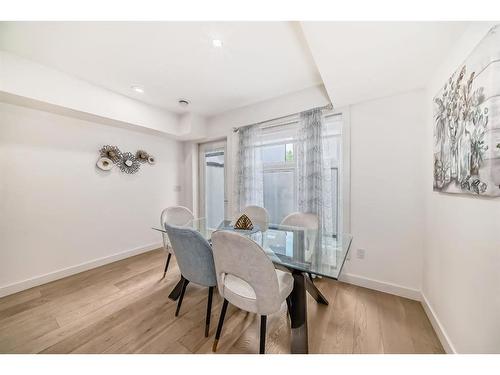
left=263, top=169, right=295, bottom=224
left=261, top=141, right=296, bottom=224
left=322, top=113, right=343, bottom=236
left=261, top=143, right=294, bottom=163
left=199, top=141, right=227, bottom=230
left=258, top=112, right=345, bottom=232
left=204, top=150, right=225, bottom=229
left=260, top=124, right=298, bottom=224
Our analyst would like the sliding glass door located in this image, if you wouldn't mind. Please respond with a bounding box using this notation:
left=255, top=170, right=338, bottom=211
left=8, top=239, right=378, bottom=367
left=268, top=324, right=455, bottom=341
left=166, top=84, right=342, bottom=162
left=199, top=140, right=227, bottom=229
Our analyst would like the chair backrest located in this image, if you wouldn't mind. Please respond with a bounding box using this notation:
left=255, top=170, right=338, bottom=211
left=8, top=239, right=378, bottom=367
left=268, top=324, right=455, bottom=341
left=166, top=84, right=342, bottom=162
left=161, top=206, right=194, bottom=227
left=160, top=206, right=194, bottom=250
left=280, top=212, right=318, bottom=230
left=164, top=224, right=216, bottom=287
left=211, top=230, right=281, bottom=314
left=281, top=212, right=319, bottom=260
left=238, top=205, right=270, bottom=232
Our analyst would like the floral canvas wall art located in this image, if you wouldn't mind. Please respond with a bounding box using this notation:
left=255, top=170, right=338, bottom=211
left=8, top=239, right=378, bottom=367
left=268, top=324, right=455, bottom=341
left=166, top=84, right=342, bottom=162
left=433, top=25, right=500, bottom=197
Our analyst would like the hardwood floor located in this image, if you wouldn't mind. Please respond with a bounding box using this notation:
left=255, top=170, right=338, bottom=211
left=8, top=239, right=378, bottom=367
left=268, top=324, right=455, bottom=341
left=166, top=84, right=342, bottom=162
left=0, top=249, right=444, bottom=354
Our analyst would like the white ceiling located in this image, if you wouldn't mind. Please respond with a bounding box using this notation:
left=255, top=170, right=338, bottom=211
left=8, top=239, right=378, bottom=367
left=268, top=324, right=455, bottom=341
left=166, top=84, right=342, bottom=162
left=0, top=22, right=322, bottom=116
left=301, top=22, right=470, bottom=108
left=0, top=22, right=472, bottom=118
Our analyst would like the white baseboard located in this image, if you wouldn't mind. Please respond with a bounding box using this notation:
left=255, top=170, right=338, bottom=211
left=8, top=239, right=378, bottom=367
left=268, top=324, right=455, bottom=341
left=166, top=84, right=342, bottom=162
left=340, top=272, right=421, bottom=301
left=420, top=292, right=456, bottom=354
left=0, top=242, right=163, bottom=298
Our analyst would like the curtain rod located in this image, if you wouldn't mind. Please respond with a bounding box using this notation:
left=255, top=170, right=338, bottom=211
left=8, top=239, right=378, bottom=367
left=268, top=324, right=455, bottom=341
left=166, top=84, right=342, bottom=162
left=232, top=103, right=333, bottom=133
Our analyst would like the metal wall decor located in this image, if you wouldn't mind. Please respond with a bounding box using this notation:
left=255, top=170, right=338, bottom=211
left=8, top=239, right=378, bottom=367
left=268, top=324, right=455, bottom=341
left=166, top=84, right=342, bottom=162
left=100, top=145, right=122, bottom=163
left=96, top=145, right=156, bottom=174
left=118, top=152, right=141, bottom=174
left=136, top=150, right=149, bottom=163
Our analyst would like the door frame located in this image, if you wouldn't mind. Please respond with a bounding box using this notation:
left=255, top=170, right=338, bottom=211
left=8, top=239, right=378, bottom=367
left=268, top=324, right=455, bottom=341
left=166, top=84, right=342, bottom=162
left=198, top=139, right=228, bottom=223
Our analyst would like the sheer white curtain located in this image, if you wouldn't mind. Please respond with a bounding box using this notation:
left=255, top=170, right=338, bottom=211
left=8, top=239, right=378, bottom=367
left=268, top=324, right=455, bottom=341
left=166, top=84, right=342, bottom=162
left=296, top=108, right=334, bottom=250
left=234, top=124, right=264, bottom=213
left=297, top=108, right=324, bottom=215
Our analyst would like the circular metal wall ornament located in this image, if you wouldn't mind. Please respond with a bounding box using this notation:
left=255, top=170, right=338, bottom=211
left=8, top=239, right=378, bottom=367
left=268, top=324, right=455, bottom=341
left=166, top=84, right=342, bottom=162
left=136, top=150, right=149, bottom=163
left=118, top=152, right=140, bottom=174
left=97, top=145, right=154, bottom=174
left=99, top=145, right=122, bottom=163
left=96, top=157, right=114, bottom=171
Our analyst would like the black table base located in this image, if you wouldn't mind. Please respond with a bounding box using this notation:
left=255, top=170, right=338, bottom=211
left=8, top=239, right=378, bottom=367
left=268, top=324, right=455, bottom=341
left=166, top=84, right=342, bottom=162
left=304, top=273, right=329, bottom=305
left=289, top=271, right=308, bottom=354
left=288, top=269, right=329, bottom=354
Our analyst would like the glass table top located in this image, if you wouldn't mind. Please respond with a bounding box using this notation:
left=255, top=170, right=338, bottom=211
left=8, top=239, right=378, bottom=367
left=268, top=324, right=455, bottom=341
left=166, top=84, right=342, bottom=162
left=153, top=218, right=353, bottom=280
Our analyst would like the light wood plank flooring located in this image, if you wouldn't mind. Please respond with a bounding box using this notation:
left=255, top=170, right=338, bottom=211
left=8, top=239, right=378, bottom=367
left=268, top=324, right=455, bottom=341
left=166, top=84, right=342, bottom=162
left=0, top=249, right=444, bottom=354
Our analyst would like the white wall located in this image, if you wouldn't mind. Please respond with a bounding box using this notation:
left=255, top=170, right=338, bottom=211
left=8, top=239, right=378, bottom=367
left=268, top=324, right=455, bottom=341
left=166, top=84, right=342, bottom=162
left=340, top=89, right=425, bottom=299
left=0, top=102, right=182, bottom=297
left=177, top=113, right=208, bottom=141
left=423, top=22, right=500, bottom=353
left=180, top=142, right=199, bottom=216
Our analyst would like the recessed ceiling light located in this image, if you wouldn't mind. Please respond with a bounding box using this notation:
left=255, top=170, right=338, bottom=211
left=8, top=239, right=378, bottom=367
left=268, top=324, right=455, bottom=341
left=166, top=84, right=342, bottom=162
left=178, top=99, right=190, bottom=107
left=212, top=39, right=223, bottom=48
left=131, top=85, right=144, bottom=94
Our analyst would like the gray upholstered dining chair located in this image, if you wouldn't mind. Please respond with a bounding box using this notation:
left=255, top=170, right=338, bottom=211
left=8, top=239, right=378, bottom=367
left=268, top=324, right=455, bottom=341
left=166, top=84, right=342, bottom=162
left=164, top=223, right=217, bottom=337
left=236, top=205, right=270, bottom=232
left=160, top=206, right=194, bottom=278
left=211, top=230, right=294, bottom=354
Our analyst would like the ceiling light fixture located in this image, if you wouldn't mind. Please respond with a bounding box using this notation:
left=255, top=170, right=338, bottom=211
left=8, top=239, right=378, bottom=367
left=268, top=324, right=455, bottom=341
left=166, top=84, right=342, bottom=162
left=212, top=39, right=223, bottom=48
left=178, top=99, right=190, bottom=107
left=131, top=85, right=144, bottom=94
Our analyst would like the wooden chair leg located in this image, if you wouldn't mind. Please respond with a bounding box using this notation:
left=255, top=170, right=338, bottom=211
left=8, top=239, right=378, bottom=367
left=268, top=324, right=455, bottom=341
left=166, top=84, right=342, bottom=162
left=205, top=286, right=214, bottom=337
left=162, top=253, right=172, bottom=279
left=260, top=315, right=267, bottom=354
left=175, top=277, right=189, bottom=317
left=212, top=299, right=229, bottom=352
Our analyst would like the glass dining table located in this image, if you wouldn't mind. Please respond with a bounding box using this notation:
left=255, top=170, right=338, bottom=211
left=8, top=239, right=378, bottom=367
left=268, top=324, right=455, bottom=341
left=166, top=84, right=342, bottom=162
left=153, top=218, right=353, bottom=354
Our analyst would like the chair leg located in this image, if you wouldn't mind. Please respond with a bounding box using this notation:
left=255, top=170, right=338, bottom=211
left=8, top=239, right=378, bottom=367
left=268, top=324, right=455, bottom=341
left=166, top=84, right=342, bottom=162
left=162, top=253, right=172, bottom=279
left=212, top=299, right=229, bottom=352
left=175, top=277, right=189, bottom=317
left=286, top=296, right=292, bottom=318
left=260, top=315, right=267, bottom=354
left=205, top=286, right=214, bottom=337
